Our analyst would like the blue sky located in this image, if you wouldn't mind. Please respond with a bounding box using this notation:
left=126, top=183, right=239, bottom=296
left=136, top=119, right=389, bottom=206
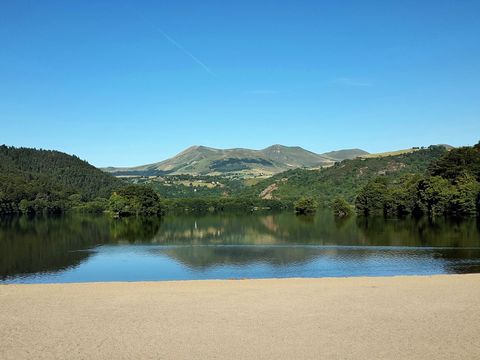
left=1, top=0, right=479, bottom=167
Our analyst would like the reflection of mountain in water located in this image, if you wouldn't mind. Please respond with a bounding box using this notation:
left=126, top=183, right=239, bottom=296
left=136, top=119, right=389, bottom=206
left=154, top=245, right=480, bottom=272
left=1, top=212, right=480, bottom=280
left=156, top=246, right=321, bottom=269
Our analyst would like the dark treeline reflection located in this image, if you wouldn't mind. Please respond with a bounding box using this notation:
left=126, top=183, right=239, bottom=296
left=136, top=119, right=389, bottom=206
left=0, top=215, right=162, bottom=279
left=1, top=212, right=480, bottom=280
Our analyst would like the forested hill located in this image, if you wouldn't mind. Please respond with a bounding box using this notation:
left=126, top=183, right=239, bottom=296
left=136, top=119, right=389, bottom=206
left=0, top=145, right=123, bottom=214
left=241, top=145, right=449, bottom=205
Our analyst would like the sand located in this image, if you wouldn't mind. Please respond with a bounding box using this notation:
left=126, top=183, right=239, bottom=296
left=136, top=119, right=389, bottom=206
left=1, top=275, right=480, bottom=359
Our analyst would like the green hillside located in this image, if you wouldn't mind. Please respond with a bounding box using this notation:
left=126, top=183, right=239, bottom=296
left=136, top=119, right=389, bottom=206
left=0, top=145, right=124, bottom=214
left=241, top=145, right=449, bottom=205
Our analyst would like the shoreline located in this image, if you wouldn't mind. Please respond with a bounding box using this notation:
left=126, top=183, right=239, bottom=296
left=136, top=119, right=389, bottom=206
left=1, top=274, right=480, bottom=359
left=2, top=272, right=476, bottom=285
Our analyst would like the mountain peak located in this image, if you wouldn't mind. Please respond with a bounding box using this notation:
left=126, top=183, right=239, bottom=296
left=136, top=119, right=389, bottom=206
left=264, top=144, right=302, bottom=151
left=179, top=145, right=216, bottom=155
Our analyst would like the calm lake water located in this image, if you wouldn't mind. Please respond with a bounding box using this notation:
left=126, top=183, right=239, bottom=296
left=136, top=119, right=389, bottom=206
left=1, top=212, right=480, bottom=283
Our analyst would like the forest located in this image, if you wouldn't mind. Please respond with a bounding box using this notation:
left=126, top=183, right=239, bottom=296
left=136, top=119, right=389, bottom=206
left=0, top=145, right=123, bottom=215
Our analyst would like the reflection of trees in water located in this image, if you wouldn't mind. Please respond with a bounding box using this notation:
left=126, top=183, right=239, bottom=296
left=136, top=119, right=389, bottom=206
left=0, top=215, right=110, bottom=279
left=0, top=215, right=163, bottom=279
left=110, top=217, right=162, bottom=243
left=149, top=213, right=360, bottom=246
left=355, top=216, right=480, bottom=248
left=355, top=216, right=480, bottom=273
left=1, top=213, right=480, bottom=279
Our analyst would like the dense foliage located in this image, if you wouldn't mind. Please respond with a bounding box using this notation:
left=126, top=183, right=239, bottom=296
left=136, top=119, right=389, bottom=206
left=108, top=185, right=165, bottom=217
left=294, top=197, right=317, bottom=215
left=332, top=197, right=353, bottom=218
left=164, top=197, right=290, bottom=214
left=429, top=143, right=480, bottom=181
left=0, top=145, right=123, bottom=215
left=355, top=144, right=480, bottom=217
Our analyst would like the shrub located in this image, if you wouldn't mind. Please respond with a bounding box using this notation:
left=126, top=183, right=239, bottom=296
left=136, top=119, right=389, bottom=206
left=294, top=197, right=317, bottom=215
left=332, top=197, right=353, bottom=218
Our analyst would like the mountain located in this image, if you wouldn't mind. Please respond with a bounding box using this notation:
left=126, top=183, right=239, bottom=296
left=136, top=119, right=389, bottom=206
left=240, top=145, right=450, bottom=205
left=0, top=145, right=123, bottom=214
left=103, top=145, right=369, bottom=177
left=322, top=148, right=369, bottom=161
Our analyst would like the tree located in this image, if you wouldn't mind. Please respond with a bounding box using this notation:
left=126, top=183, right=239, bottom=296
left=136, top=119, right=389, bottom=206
left=108, top=185, right=164, bottom=217
left=18, top=199, right=32, bottom=214
left=355, top=177, right=390, bottom=216
left=388, top=174, right=422, bottom=216
left=294, top=197, right=317, bottom=215
left=449, top=172, right=480, bottom=216
left=416, top=176, right=454, bottom=217
left=332, top=197, right=353, bottom=218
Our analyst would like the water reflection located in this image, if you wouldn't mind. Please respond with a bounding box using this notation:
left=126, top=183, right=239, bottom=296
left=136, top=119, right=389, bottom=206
left=1, top=212, right=480, bottom=283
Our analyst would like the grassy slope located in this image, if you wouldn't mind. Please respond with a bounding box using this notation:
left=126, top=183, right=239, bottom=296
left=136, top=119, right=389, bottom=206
left=360, top=148, right=419, bottom=158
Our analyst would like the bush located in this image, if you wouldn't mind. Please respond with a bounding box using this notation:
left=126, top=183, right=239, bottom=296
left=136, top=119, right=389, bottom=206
left=294, top=197, right=317, bottom=215
left=73, top=197, right=108, bottom=214
left=332, top=197, right=352, bottom=218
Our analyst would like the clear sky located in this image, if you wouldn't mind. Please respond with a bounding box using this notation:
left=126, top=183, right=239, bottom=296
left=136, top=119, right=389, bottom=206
left=1, top=0, right=479, bottom=167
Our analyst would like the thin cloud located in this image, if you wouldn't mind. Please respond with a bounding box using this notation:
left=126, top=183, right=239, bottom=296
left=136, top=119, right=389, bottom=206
left=331, top=77, right=372, bottom=87
left=131, top=8, right=214, bottom=76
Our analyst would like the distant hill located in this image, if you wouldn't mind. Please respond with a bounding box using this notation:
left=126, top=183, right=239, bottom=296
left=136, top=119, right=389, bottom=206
left=0, top=145, right=123, bottom=213
left=360, top=148, right=420, bottom=158
left=240, top=145, right=450, bottom=205
left=322, top=148, right=369, bottom=161
left=103, top=145, right=369, bottom=177
left=360, top=145, right=453, bottom=159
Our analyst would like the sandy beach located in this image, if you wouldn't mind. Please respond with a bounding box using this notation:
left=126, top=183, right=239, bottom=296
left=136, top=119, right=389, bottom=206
left=1, top=275, right=480, bottom=359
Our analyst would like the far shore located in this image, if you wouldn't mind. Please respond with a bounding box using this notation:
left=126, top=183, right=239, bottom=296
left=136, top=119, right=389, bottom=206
left=1, top=274, right=480, bottom=359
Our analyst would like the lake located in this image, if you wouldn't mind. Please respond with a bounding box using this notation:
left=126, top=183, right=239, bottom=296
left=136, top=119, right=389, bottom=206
left=1, top=212, right=480, bottom=283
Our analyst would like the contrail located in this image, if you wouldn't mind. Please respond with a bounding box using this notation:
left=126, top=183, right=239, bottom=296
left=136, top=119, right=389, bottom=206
left=157, top=29, right=214, bottom=76
left=134, top=10, right=214, bottom=76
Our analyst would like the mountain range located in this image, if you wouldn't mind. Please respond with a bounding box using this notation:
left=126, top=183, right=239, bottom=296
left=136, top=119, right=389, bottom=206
left=102, top=145, right=369, bottom=177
